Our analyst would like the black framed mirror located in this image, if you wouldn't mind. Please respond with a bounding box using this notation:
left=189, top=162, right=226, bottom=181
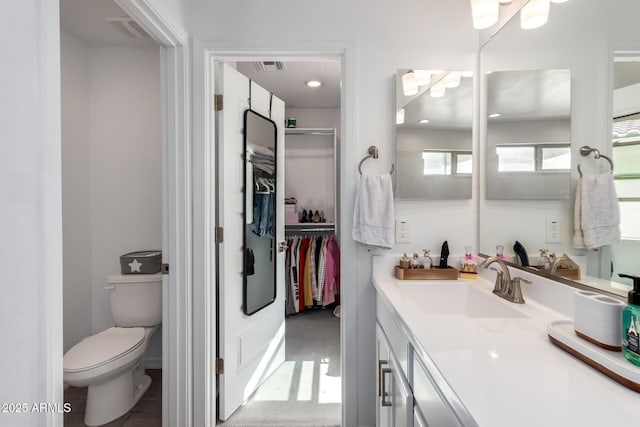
left=243, top=109, right=278, bottom=315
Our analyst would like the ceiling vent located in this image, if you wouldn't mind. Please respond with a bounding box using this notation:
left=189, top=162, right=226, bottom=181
left=106, top=17, right=151, bottom=39
left=254, top=61, right=286, bottom=72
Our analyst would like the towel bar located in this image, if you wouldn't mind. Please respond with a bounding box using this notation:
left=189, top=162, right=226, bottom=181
left=358, top=145, right=395, bottom=175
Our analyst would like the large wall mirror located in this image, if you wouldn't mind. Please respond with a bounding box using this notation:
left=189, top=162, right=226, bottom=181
left=243, top=109, right=277, bottom=315
left=395, top=69, right=473, bottom=200
left=479, top=0, right=640, bottom=297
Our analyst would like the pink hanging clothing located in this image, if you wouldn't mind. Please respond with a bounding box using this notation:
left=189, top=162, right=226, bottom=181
left=323, top=236, right=340, bottom=306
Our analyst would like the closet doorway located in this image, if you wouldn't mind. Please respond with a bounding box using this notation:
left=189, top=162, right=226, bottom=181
left=215, top=59, right=343, bottom=427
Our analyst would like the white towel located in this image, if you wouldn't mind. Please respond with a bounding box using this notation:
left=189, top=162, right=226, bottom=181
left=352, top=173, right=395, bottom=249
left=573, top=173, right=621, bottom=249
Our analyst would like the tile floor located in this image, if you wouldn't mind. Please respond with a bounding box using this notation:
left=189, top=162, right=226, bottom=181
left=64, top=369, right=162, bottom=427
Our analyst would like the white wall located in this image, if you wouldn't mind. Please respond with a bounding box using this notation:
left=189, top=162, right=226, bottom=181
left=61, top=40, right=163, bottom=363
left=0, top=1, right=62, bottom=423
left=191, top=1, right=477, bottom=424
left=89, top=46, right=163, bottom=363
left=61, top=30, right=93, bottom=353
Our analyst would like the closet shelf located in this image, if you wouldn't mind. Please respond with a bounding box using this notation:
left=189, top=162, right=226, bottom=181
left=285, top=223, right=335, bottom=234
left=285, top=127, right=335, bottom=136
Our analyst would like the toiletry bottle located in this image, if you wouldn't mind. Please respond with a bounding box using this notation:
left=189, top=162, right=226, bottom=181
left=621, top=273, right=640, bottom=366
left=539, top=249, right=551, bottom=270
left=496, top=244, right=507, bottom=261
left=422, top=249, right=432, bottom=270
left=411, top=253, right=422, bottom=269
left=461, top=245, right=477, bottom=273
left=399, top=253, right=411, bottom=269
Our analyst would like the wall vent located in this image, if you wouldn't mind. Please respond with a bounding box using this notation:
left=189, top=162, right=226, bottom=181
left=106, top=17, right=151, bottom=39
left=254, top=61, right=286, bottom=72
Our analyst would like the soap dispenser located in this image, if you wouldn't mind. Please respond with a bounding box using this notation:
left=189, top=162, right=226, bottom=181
left=621, top=273, right=640, bottom=366
left=422, top=249, right=433, bottom=270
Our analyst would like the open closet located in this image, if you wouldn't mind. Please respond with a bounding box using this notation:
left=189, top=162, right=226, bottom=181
left=217, top=60, right=342, bottom=426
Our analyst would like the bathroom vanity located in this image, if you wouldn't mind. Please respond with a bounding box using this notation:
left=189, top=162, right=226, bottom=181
left=373, top=255, right=640, bottom=427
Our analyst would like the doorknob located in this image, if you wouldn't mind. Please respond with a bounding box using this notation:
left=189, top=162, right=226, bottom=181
left=278, top=241, right=287, bottom=253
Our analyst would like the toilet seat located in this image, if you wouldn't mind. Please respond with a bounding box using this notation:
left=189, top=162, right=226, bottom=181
left=64, top=327, right=145, bottom=372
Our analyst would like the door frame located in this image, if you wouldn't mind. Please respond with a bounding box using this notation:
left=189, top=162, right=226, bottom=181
left=93, top=2, right=191, bottom=426
left=192, top=42, right=358, bottom=426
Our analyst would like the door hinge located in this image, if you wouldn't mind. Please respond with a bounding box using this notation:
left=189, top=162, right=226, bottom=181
left=214, top=94, right=223, bottom=111
left=215, top=227, right=224, bottom=243
left=216, top=358, right=224, bottom=375
left=161, top=263, right=169, bottom=275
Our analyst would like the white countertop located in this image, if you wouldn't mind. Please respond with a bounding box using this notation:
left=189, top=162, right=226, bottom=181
left=372, top=255, right=640, bottom=427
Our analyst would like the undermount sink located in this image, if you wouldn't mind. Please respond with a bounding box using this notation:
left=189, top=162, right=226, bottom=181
left=398, top=282, right=528, bottom=319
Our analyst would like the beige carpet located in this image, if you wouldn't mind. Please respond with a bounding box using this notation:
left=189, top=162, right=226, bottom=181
left=219, top=308, right=341, bottom=427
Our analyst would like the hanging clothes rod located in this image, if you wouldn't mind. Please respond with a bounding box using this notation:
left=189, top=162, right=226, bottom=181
left=358, top=145, right=395, bottom=175
left=577, top=145, right=614, bottom=177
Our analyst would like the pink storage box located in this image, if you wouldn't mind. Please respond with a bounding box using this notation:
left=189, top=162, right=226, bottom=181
left=285, top=211, right=299, bottom=224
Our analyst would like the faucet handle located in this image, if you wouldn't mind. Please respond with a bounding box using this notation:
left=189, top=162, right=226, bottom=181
left=512, top=276, right=532, bottom=285
left=508, top=276, right=532, bottom=304
left=489, top=267, right=505, bottom=294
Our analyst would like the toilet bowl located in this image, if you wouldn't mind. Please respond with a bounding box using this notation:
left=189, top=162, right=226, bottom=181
left=64, top=273, right=162, bottom=426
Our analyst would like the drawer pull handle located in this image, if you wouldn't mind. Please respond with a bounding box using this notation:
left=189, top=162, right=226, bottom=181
left=378, top=360, right=388, bottom=396
left=380, top=367, right=392, bottom=407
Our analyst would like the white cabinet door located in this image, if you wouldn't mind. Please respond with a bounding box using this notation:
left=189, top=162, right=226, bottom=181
left=390, top=351, right=413, bottom=427
left=377, top=323, right=392, bottom=427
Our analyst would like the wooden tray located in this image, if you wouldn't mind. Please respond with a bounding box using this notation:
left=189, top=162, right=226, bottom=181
left=548, top=320, right=640, bottom=392
left=531, top=265, right=581, bottom=280
left=394, top=265, right=458, bottom=280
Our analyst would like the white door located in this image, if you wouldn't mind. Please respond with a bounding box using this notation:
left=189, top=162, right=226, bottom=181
left=216, top=63, right=286, bottom=420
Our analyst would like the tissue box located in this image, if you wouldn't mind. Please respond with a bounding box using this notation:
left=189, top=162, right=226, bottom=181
left=285, top=211, right=299, bottom=224
left=120, top=250, right=162, bottom=274
left=574, top=290, right=625, bottom=350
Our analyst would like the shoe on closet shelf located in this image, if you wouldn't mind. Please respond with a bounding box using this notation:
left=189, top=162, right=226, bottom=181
left=300, top=209, right=307, bottom=223
left=333, top=305, right=341, bottom=318
left=320, top=210, right=326, bottom=223
left=313, top=210, right=321, bottom=223
left=307, top=210, right=313, bottom=222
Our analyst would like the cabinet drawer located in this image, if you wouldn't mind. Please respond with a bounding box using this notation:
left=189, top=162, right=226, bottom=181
left=412, top=354, right=461, bottom=427
left=377, top=295, right=409, bottom=376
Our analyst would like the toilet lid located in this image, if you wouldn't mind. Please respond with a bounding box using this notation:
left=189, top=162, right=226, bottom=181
left=64, top=327, right=145, bottom=372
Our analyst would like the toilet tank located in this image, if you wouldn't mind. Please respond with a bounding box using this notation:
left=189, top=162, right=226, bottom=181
left=107, top=274, right=162, bottom=327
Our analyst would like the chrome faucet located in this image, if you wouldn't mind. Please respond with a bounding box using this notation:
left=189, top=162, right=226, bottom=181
left=481, top=256, right=532, bottom=304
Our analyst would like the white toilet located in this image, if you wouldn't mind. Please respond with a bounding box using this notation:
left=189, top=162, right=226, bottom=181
left=64, top=273, right=162, bottom=426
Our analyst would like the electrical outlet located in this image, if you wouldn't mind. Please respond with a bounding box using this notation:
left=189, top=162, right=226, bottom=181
left=396, top=219, right=410, bottom=243
left=545, top=218, right=562, bottom=243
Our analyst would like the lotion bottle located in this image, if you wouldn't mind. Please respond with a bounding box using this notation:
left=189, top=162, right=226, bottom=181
left=621, top=273, right=640, bottom=366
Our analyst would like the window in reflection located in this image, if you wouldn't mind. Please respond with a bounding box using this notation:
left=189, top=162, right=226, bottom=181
left=496, top=143, right=570, bottom=172
left=496, top=146, right=535, bottom=171
left=422, top=150, right=472, bottom=175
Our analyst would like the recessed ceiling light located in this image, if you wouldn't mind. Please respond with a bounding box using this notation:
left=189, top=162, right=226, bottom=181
left=419, top=119, right=430, bottom=124
left=488, top=113, right=501, bottom=118
left=306, top=80, right=322, bottom=88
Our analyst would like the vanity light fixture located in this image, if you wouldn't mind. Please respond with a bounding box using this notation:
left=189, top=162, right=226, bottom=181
left=470, top=0, right=500, bottom=29
left=414, top=70, right=432, bottom=86
left=430, top=81, right=446, bottom=98
left=444, top=71, right=462, bottom=88
left=520, top=0, right=550, bottom=29
left=396, top=109, right=405, bottom=125
left=402, top=70, right=419, bottom=96
left=305, top=80, right=322, bottom=88
left=419, top=119, right=430, bottom=124
left=488, top=113, right=501, bottom=118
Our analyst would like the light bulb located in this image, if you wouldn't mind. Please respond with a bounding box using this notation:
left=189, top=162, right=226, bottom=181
left=414, top=70, right=431, bottom=86
left=443, top=71, right=461, bottom=88
left=430, top=81, right=446, bottom=98
left=396, top=109, right=405, bottom=125
left=470, top=0, right=499, bottom=30
left=402, top=70, right=418, bottom=96
left=520, top=0, right=550, bottom=29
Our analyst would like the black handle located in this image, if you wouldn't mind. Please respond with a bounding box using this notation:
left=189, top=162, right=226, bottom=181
left=619, top=273, right=640, bottom=285
left=439, top=240, right=449, bottom=268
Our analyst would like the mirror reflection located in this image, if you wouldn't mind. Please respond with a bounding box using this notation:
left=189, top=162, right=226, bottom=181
left=243, top=109, right=277, bottom=315
left=395, top=69, right=473, bottom=200
left=485, top=69, right=571, bottom=200
left=479, top=0, right=640, bottom=297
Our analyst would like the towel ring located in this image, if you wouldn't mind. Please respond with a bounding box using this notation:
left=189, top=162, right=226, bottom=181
left=577, top=145, right=614, bottom=177
left=358, top=145, right=395, bottom=175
